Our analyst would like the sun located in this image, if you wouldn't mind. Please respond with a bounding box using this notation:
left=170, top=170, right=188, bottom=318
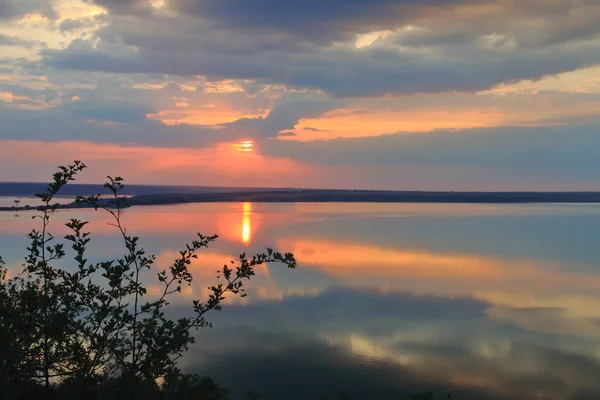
left=234, top=140, right=254, bottom=153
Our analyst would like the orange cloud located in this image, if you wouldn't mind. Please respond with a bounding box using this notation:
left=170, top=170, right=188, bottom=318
left=290, top=108, right=503, bottom=140
left=276, top=238, right=600, bottom=309
left=0, top=92, right=15, bottom=102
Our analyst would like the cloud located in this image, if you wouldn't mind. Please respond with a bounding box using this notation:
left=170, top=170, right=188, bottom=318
left=263, top=122, right=600, bottom=173
left=167, top=0, right=600, bottom=50
left=83, top=0, right=151, bottom=16
left=0, top=0, right=57, bottom=21
left=0, top=106, right=230, bottom=148
left=3, top=95, right=600, bottom=189
left=168, top=0, right=485, bottom=44
left=39, top=20, right=600, bottom=97
left=489, top=306, right=600, bottom=340
left=186, top=334, right=497, bottom=400
left=0, top=34, right=41, bottom=48
left=3, top=0, right=600, bottom=190
left=61, top=99, right=154, bottom=124
left=0, top=86, right=340, bottom=145
left=225, top=92, right=343, bottom=139
left=29, top=0, right=599, bottom=98
left=388, top=1, right=600, bottom=50
left=58, top=17, right=97, bottom=34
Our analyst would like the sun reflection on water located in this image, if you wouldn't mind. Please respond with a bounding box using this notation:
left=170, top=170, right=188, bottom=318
left=242, top=202, right=252, bottom=245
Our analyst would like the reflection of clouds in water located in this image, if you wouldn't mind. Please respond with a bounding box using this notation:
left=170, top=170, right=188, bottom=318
left=182, top=287, right=600, bottom=400
left=277, top=238, right=600, bottom=328
left=488, top=305, right=600, bottom=341
left=4, top=203, right=600, bottom=398
left=188, top=333, right=496, bottom=400
left=278, top=238, right=600, bottom=293
left=287, top=203, right=600, bottom=219
left=386, top=340, right=600, bottom=400
left=141, top=237, right=600, bottom=352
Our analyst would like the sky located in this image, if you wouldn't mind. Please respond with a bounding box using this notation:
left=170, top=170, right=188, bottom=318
left=1, top=0, right=600, bottom=190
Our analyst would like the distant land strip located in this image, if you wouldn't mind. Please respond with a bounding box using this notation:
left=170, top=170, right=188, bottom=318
left=4, top=188, right=600, bottom=211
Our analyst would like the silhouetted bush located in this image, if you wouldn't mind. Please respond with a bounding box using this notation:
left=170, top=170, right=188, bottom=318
left=0, top=162, right=296, bottom=399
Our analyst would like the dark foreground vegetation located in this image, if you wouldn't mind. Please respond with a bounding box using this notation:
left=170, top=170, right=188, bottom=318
left=0, top=162, right=457, bottom=399
left=0, top=161, right=297, bottom=399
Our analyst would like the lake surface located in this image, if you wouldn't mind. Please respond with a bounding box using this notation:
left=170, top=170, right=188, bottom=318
left=2, top=201, right=600, bottom=399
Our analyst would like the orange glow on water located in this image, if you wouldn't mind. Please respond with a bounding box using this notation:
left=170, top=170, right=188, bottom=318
left=242, top=202, right=252, bottom=245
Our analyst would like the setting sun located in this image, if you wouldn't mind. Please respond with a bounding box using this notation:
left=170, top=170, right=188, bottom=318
left=235, top=140, right=254, bottom=153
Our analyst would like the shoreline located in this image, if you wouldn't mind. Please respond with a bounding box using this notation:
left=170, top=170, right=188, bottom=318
left=4, top=190, right=600, bottom=212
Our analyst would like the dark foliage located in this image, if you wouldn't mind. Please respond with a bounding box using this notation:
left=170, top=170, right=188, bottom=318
left=0, top=162, right=296, bottom=399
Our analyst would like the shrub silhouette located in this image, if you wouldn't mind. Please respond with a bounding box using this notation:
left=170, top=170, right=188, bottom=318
left=0, top=161, right=296, bottom=399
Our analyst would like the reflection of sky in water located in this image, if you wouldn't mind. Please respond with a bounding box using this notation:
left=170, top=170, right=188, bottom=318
left=3, top=202, right=600, bottom=399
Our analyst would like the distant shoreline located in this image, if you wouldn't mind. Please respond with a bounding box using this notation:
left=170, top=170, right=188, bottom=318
left=3, top=190, right=600, bottom=212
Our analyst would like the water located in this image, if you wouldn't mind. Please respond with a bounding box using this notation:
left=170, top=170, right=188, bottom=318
left=2, top=202, right=600, bottom=399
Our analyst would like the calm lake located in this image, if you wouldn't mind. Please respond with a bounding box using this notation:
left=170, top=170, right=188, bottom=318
left=2, top=201, right=600, bottom=399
